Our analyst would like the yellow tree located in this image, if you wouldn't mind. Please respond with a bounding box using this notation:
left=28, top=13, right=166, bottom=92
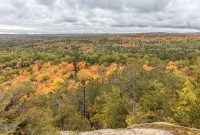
left=174, top=79, right=197, bottom=126
left=77, top=69, right=94, bottom=117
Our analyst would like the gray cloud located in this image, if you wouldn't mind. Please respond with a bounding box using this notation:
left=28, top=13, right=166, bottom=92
left=36, top=0, right=57, bottom=6
left=0, top=0, right=200, bottom=33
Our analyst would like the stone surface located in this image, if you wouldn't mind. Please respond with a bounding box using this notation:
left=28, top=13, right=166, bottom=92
left=60, top=128, right=173, bottom=135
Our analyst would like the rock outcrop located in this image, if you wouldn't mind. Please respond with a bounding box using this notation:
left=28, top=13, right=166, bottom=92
left=61, top=128, right=173, bottom=135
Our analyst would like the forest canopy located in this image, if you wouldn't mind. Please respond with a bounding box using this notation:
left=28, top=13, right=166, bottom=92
left=0, top=34, right=200, bottom=134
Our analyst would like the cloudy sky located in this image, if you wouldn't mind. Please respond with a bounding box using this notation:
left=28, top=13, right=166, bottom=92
left=0, top=0, right=200, bottom=34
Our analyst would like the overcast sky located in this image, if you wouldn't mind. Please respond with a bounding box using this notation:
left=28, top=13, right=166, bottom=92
left=0, top=0, right=200, bottom=34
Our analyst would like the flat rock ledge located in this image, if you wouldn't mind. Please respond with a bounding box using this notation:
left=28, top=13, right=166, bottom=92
left=60, top=128, right=173, bottom=135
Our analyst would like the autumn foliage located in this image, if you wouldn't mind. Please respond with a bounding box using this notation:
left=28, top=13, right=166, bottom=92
left=0, top=35, right=200, bottom=134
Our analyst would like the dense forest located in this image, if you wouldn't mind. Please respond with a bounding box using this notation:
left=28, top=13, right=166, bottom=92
left=0, top=34, right=200, bottom=134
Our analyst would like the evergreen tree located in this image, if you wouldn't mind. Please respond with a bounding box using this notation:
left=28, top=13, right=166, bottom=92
left=102, top=87, right=129, bottom=128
